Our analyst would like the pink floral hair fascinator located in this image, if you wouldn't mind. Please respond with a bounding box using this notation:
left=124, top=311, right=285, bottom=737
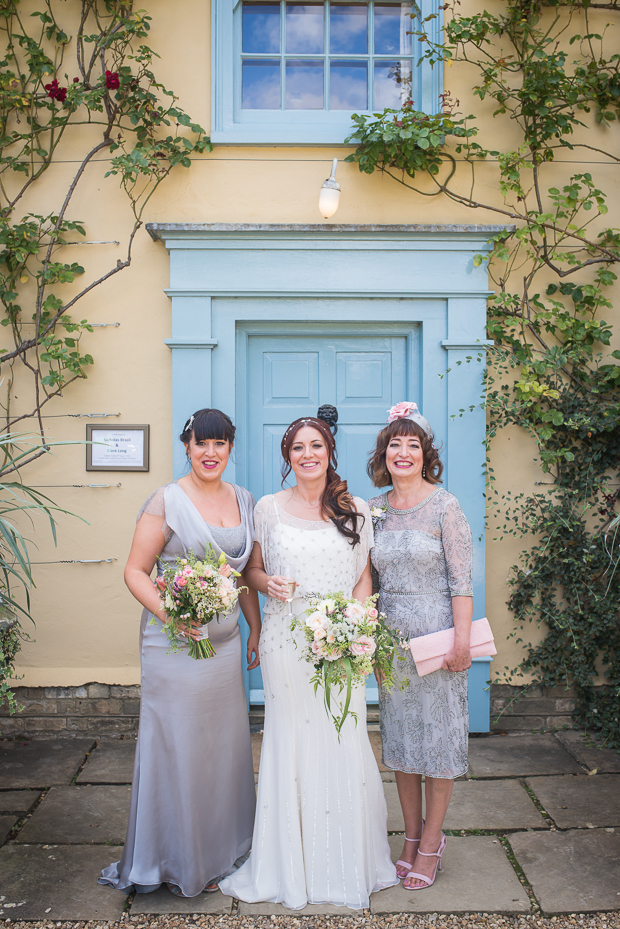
left=386, top=401, right=434, bottom=439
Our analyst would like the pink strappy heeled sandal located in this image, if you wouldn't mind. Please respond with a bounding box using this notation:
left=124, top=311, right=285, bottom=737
left=404, top=832, right=446, bottom=891
left=395, top=819, right=425, bottom=879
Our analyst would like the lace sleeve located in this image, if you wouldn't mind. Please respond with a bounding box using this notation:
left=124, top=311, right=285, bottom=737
left=136, top=485, right=172, bottom=542
left=253, top=495, right=276, bottom=564
left=441, top=494, right=473, bottom=597
left=352, top=497, right=373, bottom=587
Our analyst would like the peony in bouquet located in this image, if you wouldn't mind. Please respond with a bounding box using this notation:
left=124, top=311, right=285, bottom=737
left=153, top=547, right=243, bottom=659
left=291, top=591, right=405, bottom=733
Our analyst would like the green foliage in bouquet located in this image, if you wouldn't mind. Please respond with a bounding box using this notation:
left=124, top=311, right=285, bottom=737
left=292, top=591, right=407, bottom=735
left=153, top=547, right=244, bottom=660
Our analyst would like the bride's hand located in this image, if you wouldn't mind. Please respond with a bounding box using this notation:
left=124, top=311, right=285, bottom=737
left=267, top=574, right=298, bottom=601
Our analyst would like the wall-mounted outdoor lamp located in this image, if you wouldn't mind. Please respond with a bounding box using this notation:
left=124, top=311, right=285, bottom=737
left=319, top=158, right=341, bottom=219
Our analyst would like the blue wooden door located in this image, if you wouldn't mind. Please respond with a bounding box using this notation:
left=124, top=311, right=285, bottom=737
left=239, top=327, right=413, bottom=703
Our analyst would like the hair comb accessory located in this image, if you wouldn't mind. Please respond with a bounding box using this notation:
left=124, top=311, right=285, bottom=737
left=283, top=417, right=313, bottom=440
left=386, top=401, right=433, bottom=438
left=185, top=413, right=195, bottom=432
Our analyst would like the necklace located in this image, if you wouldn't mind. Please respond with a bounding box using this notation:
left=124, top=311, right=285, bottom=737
left=292, top=488, right=322, bottom=510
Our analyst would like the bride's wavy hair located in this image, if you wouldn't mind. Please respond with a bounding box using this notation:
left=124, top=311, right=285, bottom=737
left=281, top=416, right=364, bottom=546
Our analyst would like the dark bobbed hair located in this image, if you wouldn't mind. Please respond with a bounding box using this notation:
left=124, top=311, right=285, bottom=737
left=179, top=408, right=236, bottom=445
left=281, top=415, right=364, bottom=546
left=367, top=418, right=443, bottom=488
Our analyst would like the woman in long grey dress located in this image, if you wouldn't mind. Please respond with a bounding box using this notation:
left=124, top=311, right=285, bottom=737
left=367, top=402, right=473, bottom=891
left=99, top=408, right=261, bottom=898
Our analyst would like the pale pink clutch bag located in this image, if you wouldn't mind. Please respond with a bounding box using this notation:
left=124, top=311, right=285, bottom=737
left=408, top=617, right=496, bottom=676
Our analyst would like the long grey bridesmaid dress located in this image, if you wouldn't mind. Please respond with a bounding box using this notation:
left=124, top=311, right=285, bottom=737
left=99, top=481, right=256, bottom=897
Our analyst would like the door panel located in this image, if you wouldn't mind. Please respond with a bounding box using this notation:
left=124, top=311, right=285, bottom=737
left=240, top=325, right=417, bottom=703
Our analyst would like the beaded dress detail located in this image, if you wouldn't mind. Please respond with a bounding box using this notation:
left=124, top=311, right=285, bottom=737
left=369, top=488, right=473, bottom=779
left=220, top=494, right=398, bottom=909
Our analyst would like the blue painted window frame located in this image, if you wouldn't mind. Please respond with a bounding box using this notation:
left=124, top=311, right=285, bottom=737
left=211, top=0, right=442, bottom=144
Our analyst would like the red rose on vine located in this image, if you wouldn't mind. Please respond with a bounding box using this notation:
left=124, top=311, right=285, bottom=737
left=44, top=78, right=67, bottom=103
left=105, top=70, right=120, bottom=90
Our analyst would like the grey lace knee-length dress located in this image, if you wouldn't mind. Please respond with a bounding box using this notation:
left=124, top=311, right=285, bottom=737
left=99, top=481, right=256, bottom=896
left=368, top=488, right=473, bottom=779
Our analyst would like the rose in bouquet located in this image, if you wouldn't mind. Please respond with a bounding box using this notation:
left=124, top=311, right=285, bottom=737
left=153, top=547, right=243, bottom=659
left=291, top=591, right=406, bottom=734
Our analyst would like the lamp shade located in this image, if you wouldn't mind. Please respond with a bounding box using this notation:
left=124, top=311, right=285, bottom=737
left=319, top=158, right=341, bottom=219
left=319, top=185, right=341, bottom=219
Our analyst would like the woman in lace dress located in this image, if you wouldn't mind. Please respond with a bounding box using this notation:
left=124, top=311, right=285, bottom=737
left=367, top=402, right=473, bottom=891
left=99, top=409, right=261, bottom=898
left=219, top=409, right=398, bottom=910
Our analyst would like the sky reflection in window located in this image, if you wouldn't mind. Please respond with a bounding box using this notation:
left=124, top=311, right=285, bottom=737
left=242, top=59, right=281, bottom=107
left=286, top=4, right=324, bottom=53
left=373, top=59, right=412, bottom=109
left=330, top=60, right=368, bottom=108
left=242, top=4, right=281, bottom=53
left=286, top=59, right=324, bottom=107
left=374, top=4, right=413, bottom=54
left=330, top=5, right=368, bottom=54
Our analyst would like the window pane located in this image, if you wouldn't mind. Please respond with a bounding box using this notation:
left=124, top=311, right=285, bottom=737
left=329, top=4, right=367, bottom=54
left=330, top=59, right=367, bottom=109
left=242, top=59, right=281, bottom=108
left=242, top=3, right=281, bottom=54
left=374, top=4, right=413, bottom=55
left=286, top=4, right=324, bottom=53
left=286, top=59, right=324, bottom=108
left=373, top=59, right=412, bottom=109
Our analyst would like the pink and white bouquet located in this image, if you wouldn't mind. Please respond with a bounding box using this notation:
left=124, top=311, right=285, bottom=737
left=153, top=547, right=243, bottom=659
left=292, top=591, right=404, bottom=733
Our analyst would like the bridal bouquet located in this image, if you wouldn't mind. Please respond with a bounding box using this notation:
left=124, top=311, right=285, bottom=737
left=153, top=548, right=242, bottom=659
left=291, top=592, right=404, bottom=734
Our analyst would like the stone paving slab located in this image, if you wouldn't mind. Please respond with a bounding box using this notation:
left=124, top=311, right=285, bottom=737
left=77, top=740, right=136, bottom=784
left=468, top=735, right=583, bottom=778
left=370, top=835, right=531, bottom=914
left=131, top=888, right=234, bottom=915
left=0, top=844, right=126, bottom=920
left=0, top=739, right=94, bottom=788
left=555, top=731, right=620, bottom=774
left=0, top=789, right=40, bottom=812
left=385, top=779, right=548, bottom=833
left=510, top=828, right=620, bottom=914
left=237, top=901, right=363, bottom=915
left=526, top=774, right=620, bottom=829
left=16, top=785, right=131, bottom=844
left=0, top=813, right=18, bottom=843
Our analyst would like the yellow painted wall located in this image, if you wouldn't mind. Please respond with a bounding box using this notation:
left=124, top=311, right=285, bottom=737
left=8, top=0, right=619, bottom=686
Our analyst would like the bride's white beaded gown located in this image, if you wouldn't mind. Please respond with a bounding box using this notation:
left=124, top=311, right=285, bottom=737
left=219, top=494, right=398, bottom=910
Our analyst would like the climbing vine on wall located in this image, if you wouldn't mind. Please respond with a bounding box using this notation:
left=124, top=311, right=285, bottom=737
left=0, top=0, right=209, bottom=713
left=346, top=0, right=620, bottom=745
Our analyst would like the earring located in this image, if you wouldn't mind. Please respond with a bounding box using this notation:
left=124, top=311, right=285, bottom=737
left=422, top=464, right=426, bottom=479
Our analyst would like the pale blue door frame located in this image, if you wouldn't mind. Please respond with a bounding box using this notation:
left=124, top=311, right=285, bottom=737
left=147, top=223, right=505, bottom=732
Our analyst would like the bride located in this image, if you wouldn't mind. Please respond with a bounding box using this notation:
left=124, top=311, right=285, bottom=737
left=219, top=408, right=398, bottom=910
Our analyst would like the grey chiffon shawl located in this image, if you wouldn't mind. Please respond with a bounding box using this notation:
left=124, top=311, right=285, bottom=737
left=99, top=482, right=256, bottom=897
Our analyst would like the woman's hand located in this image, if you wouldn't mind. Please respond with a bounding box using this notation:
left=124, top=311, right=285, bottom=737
left=176, top=618, right=203, bottom=642
left=443, top=596, right=473, bottom=672
left=247, top=629, right=260, bottom=670
left=442, top=643, right=472, bottom=672
left=266, top=574, right=298, bottom=602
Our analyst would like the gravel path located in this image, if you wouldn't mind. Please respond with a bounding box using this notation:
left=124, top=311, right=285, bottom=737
left=6, top=913, right=620, bottom=929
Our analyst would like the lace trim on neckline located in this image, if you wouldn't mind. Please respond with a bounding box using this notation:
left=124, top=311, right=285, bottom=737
left=383, top=487, right=442, bottom=515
